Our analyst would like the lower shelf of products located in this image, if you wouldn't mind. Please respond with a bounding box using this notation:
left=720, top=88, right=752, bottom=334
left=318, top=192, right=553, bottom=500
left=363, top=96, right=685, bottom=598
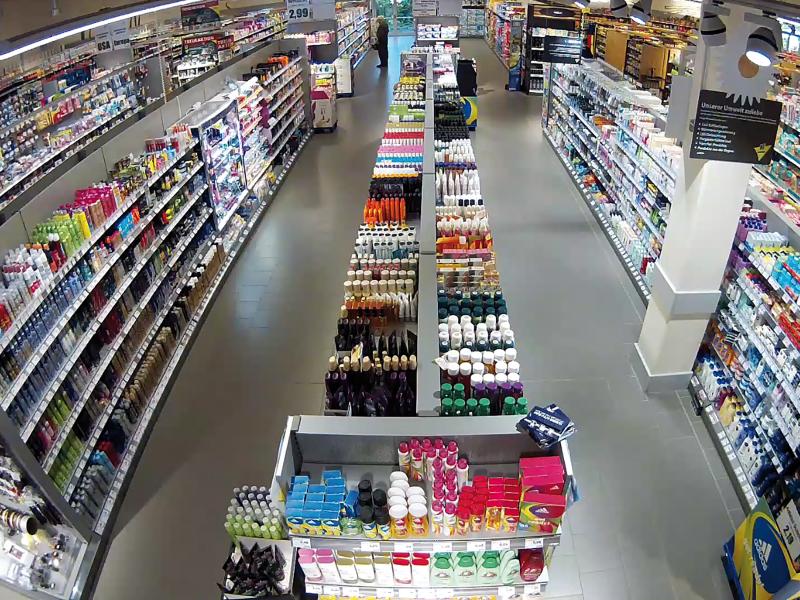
left=544, top=130, right=652, bottom=301
left=91, top=130, right=312, bottom=536
left=303, top=572, right=549, bottom=598
left=688, top=376, right=758, bottom=512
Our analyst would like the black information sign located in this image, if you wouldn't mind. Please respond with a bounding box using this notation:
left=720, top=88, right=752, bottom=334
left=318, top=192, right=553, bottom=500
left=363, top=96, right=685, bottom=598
left=689, top=89, right=782, bottom=165
left=542, top=36, right=581, bottom=64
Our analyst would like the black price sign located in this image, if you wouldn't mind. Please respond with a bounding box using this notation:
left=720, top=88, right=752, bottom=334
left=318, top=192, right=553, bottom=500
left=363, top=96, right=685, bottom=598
left=690, top=89, right=782, bottom=165
left=542, top=36, right=581, bottom=64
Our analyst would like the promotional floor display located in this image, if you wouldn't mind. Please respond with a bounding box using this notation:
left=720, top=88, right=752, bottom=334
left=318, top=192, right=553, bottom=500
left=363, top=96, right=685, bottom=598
left=0, top=40, right=311, bottom=599
left=224, top=416, right=573, bottom=600
left=0, top=8, right=288, bottom=220
left=310, top=64, right=339, bottom=131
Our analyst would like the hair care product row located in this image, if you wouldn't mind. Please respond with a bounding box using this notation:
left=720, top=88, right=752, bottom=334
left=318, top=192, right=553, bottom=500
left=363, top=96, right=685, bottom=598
left=70, top=243, right=227, bottom=521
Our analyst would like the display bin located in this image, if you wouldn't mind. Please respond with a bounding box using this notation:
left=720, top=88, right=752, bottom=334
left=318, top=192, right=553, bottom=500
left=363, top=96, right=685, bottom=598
left=269, top=416, right=574, bottom=597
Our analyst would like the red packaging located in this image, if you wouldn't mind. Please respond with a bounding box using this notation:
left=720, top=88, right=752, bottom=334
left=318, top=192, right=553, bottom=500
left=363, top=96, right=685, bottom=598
left=518, top=549, right=544, bottom=582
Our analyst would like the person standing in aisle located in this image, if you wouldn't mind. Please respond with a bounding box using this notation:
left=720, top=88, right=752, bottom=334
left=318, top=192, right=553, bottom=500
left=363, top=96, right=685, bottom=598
left=375, top=16, right=389, bottom=69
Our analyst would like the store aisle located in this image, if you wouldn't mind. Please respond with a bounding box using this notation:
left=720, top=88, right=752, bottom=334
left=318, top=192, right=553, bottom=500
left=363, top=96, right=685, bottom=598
left=460, top=39, right=740, bottom=600
left=92, top=38, right=413, bottom=600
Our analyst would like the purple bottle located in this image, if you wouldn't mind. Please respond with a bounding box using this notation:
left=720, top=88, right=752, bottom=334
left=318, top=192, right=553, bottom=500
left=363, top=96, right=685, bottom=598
left=486, top=381, right=499, bottom=415
left=511, top=382, right=524, bottom=400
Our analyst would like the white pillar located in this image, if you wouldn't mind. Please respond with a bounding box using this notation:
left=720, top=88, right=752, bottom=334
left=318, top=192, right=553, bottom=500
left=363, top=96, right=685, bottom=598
left=633, top=5, right=773, bottom=391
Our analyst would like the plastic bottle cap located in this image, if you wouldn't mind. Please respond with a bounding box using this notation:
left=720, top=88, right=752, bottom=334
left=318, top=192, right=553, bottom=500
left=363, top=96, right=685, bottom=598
left=399, top=442, right=409, bottom=452
left=460, top=348, right=472, bottom=362
left=441, top=383, right=453, bottom=398
left=439, top=323, right=449, bottom=333
left=505, top=348, right=517, bottom=362
left=482, top=351, right=494, bottom=364
left=471, top=351, right=483, bottom=363
left=459, top=363, right=471, bottom=377
left=473, top=362, right=485, bottom=376
left=508, top=360, right=520, bottom=374
left=447, top=362, right=459, bottom=376
left=495, top=360, right=508, bottom=374
left=495, top=373, right=508, bottom=385
left=470, top=374, right=482, bottom=387
left=466, top=398, right=478, bottom=410
left=508, top=373, right=521, bottom=383
left=483, top=374, right=495, bottom=384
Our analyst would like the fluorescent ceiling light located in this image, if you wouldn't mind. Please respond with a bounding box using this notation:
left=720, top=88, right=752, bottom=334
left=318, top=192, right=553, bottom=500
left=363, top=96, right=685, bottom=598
left=0, top=0, right=199, bottom=61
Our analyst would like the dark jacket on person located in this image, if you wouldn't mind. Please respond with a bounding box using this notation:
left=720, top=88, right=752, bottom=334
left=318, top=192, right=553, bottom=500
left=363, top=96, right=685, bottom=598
left=376, top=20, right=389, bottom=66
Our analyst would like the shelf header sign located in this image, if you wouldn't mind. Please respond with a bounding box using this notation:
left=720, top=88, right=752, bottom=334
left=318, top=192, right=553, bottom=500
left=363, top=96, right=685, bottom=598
left=689, top=89, right=782, bottom=165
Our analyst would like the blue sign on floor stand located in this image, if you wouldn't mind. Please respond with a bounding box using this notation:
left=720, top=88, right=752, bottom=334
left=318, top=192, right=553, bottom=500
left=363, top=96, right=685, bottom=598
left=462, top=97, right=478, bottom=130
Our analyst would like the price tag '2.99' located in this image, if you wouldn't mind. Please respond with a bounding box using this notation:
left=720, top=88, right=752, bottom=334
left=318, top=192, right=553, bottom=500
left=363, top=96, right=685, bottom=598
left=286, top=0, right=312, bottom=21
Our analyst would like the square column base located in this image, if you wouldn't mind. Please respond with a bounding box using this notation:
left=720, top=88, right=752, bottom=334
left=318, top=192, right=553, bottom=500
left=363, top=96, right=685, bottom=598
left=632, top=343, right=692, bottom=393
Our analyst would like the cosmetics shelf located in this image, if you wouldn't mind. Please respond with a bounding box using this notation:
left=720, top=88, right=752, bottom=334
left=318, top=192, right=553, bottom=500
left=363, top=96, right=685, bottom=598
left=303, top=572, right=549, bottom=598
left=91, top=130, right=311, bottom=535
left=545, top=129, right=652, bottom=302
left=0, top=11, right=289, bottom=221
left=2, top=160, right=206, bottom=416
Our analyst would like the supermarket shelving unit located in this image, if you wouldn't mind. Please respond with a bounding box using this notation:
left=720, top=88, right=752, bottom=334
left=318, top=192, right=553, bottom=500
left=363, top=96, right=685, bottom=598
left=542, top=60, right=677, bottom=301
left=0, top=37, right=312, bottom=600
left=0, top=10, right=288, bottom=223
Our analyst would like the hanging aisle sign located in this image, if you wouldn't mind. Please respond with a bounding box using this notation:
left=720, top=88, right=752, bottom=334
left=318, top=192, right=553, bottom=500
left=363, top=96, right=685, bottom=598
left=286, top=0, right=335, bottom=21
left=689, top=89, right=782, bottom=165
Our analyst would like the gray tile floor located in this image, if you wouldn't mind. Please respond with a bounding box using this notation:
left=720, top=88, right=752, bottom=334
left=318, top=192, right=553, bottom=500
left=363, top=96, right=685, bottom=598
left=84, top=38, right=743, bottom=600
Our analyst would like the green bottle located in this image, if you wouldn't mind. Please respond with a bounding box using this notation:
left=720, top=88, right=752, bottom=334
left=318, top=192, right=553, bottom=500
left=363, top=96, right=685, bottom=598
left=515, top=397, right=529, bottom=415
left=453, top=383, right=466, bottom=400
left=441, top=397, right=454, bottom=416
left=454, top=398, right=466, bottom=416
left=478, top=398, right=491, bottom=416
left=441, top=383, right=453, bottom=399
left=466, top=398, right=478, bottom=416
left=502, top=397, right=516, bottom=415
